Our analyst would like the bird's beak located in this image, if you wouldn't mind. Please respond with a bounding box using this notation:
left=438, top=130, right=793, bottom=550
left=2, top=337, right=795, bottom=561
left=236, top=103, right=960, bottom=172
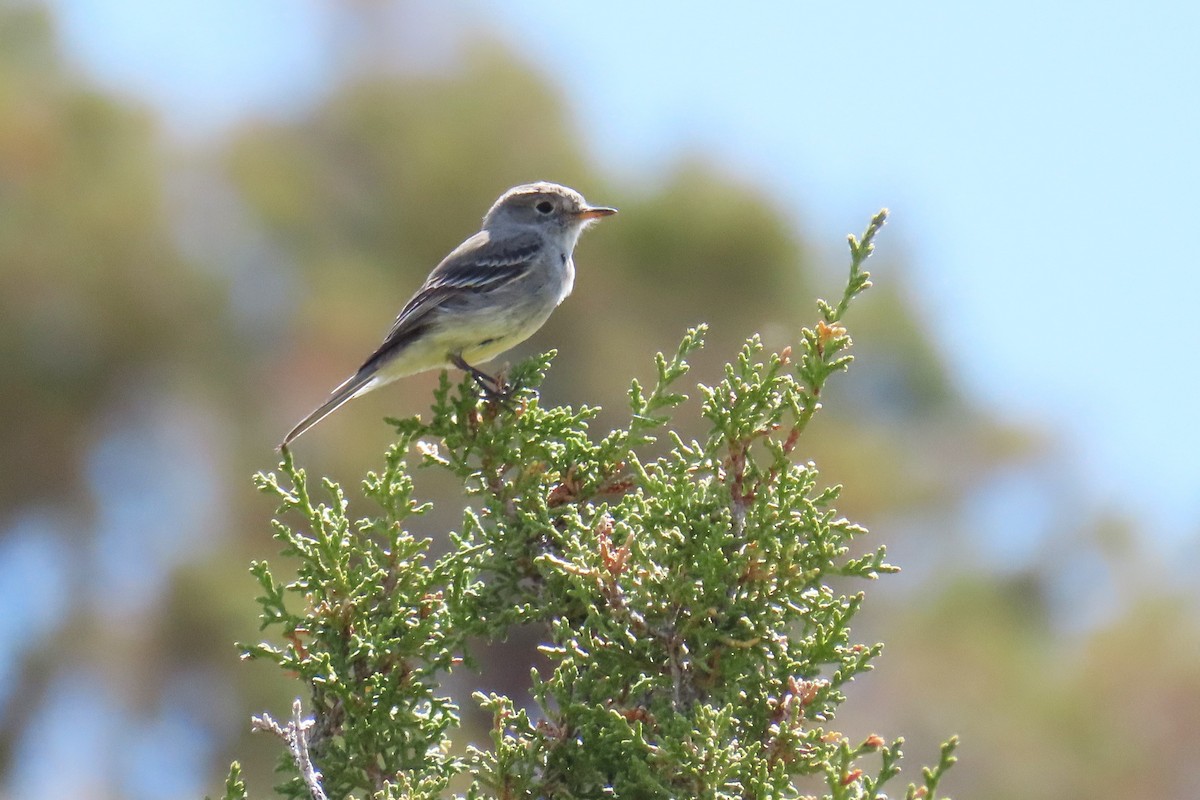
left=575, top=206, right=617, bottom=220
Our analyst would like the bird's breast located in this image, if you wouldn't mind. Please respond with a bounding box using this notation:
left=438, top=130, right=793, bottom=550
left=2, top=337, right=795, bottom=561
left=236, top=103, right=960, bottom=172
left=557, top=253, right=575, bottom=304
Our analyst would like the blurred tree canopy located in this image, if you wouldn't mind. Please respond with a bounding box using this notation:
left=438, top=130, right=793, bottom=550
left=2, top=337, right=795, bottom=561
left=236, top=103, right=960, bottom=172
left=1, top=4, right=1197, bottom=799
left=0, top=6, right=224, bottom=507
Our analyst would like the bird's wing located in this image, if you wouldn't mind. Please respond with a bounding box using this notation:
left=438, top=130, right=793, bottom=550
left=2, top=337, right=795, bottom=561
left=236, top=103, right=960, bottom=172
left=361, top=229, right=542, bottom=369
left=281, top=229, right=545, bottom=448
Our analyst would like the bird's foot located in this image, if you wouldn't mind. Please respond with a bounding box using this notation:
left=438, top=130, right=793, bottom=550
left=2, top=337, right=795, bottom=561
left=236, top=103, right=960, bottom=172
left=482, top=368, right=523, bottom=411
left=452, top=354, right=519, bottom=410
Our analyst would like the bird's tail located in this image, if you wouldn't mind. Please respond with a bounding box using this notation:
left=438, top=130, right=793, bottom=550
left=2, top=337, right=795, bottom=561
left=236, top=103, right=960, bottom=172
left=280, top=370, right=377, bottom=449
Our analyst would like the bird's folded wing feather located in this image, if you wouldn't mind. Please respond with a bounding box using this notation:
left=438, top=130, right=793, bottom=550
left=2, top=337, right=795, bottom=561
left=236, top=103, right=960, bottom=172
left=359, top=229, right=542, bottom=370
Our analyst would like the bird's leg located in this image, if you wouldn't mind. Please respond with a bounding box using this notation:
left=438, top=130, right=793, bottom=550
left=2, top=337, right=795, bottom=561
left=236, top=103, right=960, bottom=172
left=451, top=354, right=515, bottom=404
left=450, top=353, right=498, bottom=390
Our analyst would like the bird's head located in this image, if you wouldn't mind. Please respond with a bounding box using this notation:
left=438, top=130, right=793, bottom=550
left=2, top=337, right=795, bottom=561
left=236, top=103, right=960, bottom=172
left=482, top=182, right=617, bottom=234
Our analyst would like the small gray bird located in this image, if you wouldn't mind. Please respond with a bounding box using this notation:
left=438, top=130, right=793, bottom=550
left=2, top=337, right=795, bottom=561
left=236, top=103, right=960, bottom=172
left=281, top=182, right=616, bottom=447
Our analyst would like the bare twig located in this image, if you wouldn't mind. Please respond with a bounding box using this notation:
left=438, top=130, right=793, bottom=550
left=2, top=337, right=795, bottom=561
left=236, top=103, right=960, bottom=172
left=251, top=698, right=328, bottom=800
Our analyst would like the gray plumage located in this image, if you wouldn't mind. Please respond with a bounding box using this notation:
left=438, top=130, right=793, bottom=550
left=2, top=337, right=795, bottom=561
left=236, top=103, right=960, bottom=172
left=281, top=182, right=616, bottom=447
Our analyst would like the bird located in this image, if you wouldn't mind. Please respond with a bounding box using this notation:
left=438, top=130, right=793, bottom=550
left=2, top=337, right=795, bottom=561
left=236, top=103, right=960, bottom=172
left=280, top=182, right=616, bottom=448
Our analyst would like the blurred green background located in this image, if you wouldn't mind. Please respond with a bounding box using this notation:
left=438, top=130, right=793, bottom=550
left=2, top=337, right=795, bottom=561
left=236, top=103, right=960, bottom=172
left=1, top=2, right=1197, bottom=798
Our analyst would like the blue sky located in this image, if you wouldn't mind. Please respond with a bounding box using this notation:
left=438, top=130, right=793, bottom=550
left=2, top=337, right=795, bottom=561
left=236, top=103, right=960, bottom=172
left=51, top=0, right=1200, bottom=541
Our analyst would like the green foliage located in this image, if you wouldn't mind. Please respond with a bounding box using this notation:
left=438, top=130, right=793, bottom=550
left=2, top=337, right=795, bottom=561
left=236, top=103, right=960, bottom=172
left=247, top=441, right=460, bottom=798
left=215, top=762, right=248, bottom=800
left=240, top=211, right=955, bottom=798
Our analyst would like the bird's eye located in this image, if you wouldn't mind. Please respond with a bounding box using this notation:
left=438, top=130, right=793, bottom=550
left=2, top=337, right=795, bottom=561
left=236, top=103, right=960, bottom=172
left=535, top=200, right=554, bottom=214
